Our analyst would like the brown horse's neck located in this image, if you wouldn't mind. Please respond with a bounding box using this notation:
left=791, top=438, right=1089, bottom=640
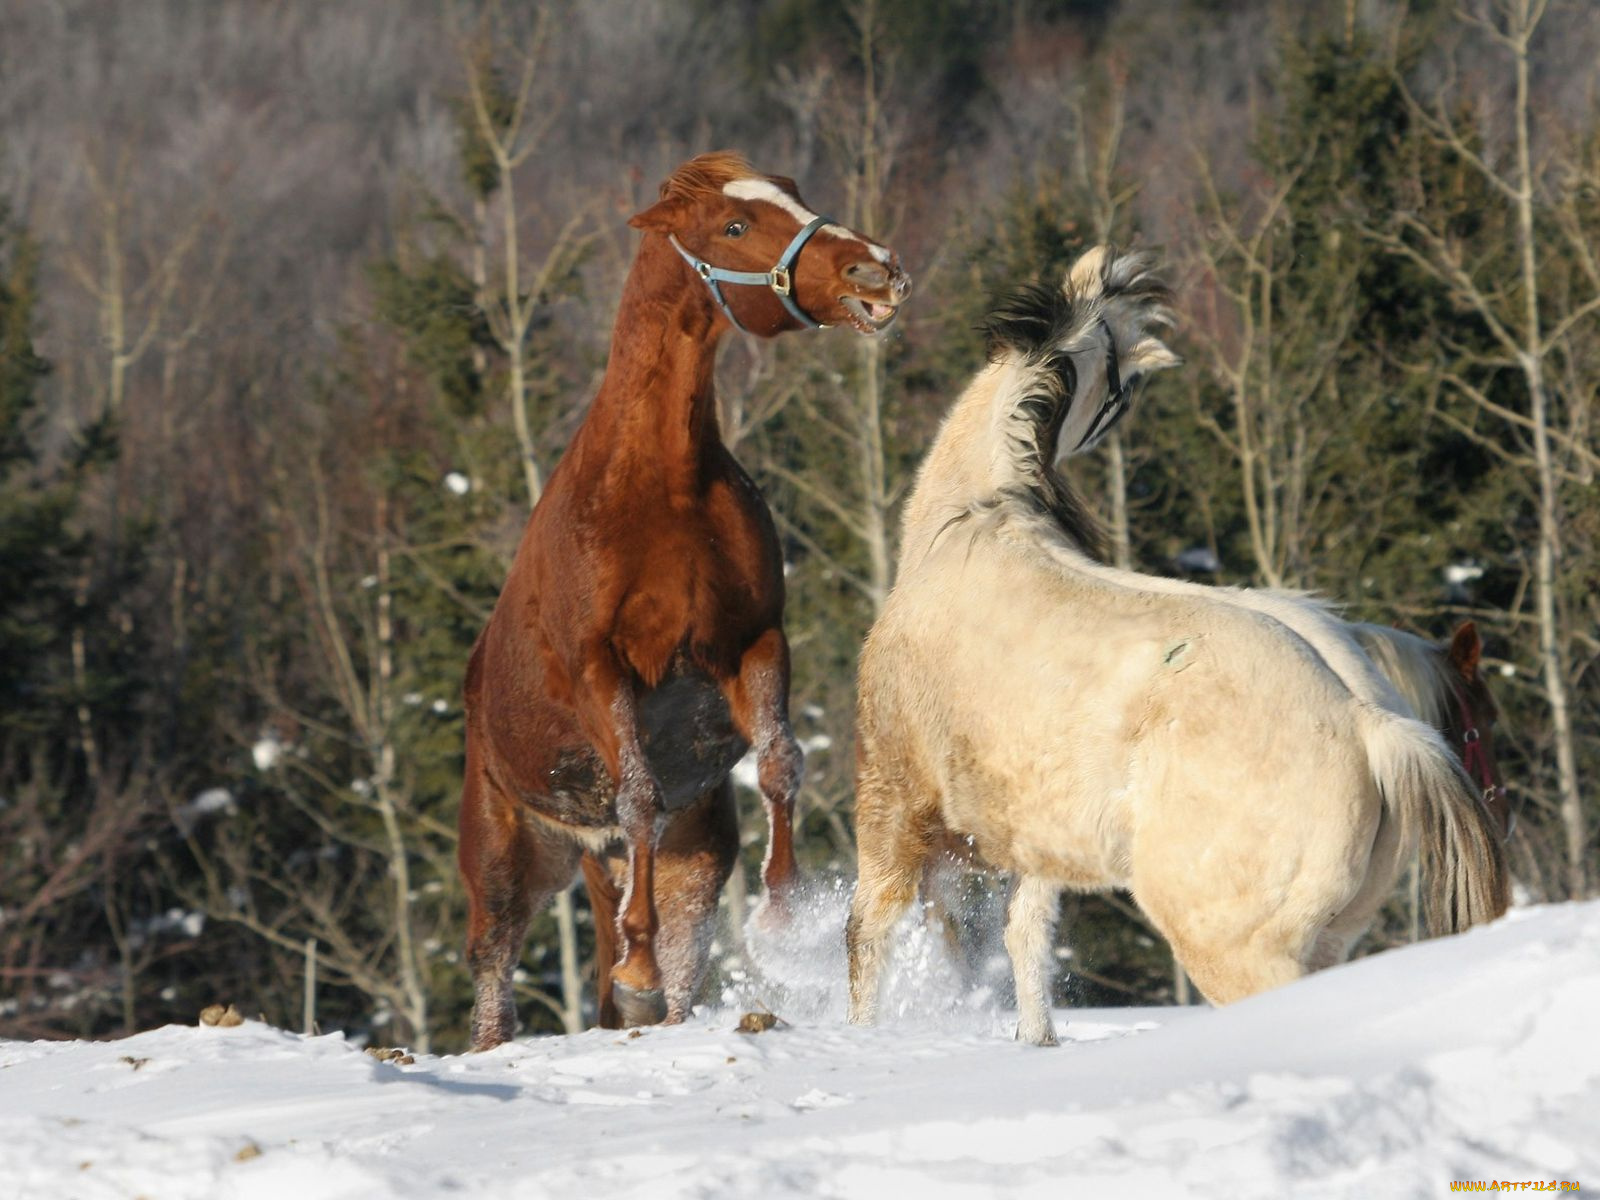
left=582, top=234, right=729, bottom=482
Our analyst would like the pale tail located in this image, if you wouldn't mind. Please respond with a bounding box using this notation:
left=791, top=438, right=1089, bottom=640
left=1359, top=708, right=1510, bottom=935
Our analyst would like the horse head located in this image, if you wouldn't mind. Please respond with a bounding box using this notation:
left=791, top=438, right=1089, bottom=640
left=629, top=151, right=911, bottom=337
left=982, top=246, right=1182, bottom=468
left=1446, top=620, right=1513, bottom=840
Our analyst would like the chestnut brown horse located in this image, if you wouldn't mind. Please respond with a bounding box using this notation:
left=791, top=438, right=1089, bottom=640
left=460, top=152, right=910, bottom=1048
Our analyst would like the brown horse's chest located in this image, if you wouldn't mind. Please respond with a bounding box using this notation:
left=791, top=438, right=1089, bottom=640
left=611, top=506, right=774, bottom=681
left=509, top=463, right=774, bottom=827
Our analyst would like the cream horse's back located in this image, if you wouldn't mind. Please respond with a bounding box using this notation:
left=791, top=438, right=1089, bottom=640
left=847, top=249, right=1509, bottom=1044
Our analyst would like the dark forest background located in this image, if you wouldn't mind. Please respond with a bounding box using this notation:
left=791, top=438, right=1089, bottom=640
left=1, top=0, right=1595, bottom=1051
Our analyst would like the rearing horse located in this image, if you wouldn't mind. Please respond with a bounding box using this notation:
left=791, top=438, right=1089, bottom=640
left=461, top=152, right=910, bottom=1047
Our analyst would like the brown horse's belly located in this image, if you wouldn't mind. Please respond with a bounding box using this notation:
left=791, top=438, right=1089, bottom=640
left=523, top=669, right=748, bottom=827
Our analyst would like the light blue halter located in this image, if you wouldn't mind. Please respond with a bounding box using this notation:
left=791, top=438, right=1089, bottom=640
left=668, top=215, right=832, bottom=333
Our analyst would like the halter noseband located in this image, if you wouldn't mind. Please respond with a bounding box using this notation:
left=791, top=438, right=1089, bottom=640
left=668, top=215, right=832, bottom=334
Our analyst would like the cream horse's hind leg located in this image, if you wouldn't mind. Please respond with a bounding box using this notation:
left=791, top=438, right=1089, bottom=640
left=1132, top=761, right=1382, bottom=1005
left=1134, top=838, right=1319, bottom=1005
left=1308, top=805, right=1404, bottom=972
left=1164, top=924, right=1306, bottom=1005
left=1004, top=875, right=1062, bottom=1046
left=1143, top=862, right=1362, bottom=1005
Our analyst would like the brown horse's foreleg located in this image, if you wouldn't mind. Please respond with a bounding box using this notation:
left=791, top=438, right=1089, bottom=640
left=723, top=629, right=803, bottom=899
left=610, top=824, right=666, bottom=1027
left=653, top=782, right=739, bottom=1022
left=573, top=650, right=667, bottom=1027
left=579, top=851, right=624, bottom=1029
left=461, top=744, right=582, bottom=1049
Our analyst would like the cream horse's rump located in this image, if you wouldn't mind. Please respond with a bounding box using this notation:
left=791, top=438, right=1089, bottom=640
left=845, top=248, right=1509, bottom=1045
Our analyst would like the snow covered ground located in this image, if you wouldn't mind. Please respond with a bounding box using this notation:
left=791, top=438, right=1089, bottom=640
left=2, top=900, right=1597, bottom=1200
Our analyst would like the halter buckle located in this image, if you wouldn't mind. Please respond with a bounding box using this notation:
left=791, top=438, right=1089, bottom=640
left=770, top=266, right=793, bottom=296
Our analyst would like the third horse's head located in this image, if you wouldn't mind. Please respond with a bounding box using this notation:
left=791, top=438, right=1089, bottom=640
left=1446, top=621, right=1513, bottom=841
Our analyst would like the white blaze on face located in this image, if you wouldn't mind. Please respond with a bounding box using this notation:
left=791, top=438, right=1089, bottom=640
left=721, top=177, right=892, bottom=264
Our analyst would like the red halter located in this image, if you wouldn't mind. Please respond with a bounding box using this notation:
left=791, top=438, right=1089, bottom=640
left=1456, top=688, right=1511, bottom=837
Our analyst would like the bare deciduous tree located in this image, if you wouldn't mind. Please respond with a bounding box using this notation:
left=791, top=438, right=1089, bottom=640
left=458, top=11, right=593, bottom=512
left=1367, top=0, right=1594, bottom=897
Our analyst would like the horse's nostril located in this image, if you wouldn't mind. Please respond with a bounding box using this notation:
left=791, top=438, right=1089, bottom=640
left=893, top=271, right=912, bottom=300
left=845, top=260, right=890, bottom=290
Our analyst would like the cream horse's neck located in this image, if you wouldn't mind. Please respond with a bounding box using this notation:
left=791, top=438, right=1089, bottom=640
left=899, top=362, right=1021, bottom=568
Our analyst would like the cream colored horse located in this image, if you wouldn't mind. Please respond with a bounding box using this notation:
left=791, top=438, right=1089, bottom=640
left=845, top=248, right=1509, bottom=1045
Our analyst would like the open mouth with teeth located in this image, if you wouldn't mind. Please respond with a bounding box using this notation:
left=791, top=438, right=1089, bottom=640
left=839, top=295, right=900, bottom=334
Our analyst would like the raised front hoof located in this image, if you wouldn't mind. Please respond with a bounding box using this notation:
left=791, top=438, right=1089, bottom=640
left=749, top=881, right=801, bottom=937
left=1015, top=1021, right=1059, bottom=1048
left=761, top=857, right=802, bottom=900
left=612, top=981, right=668, bottom=1028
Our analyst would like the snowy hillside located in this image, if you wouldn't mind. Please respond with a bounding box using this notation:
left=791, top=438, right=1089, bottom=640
left=2, top=901, right=1597, bottom=1200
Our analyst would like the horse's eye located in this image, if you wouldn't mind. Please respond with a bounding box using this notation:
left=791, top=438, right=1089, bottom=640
left=724, top=220, right=747, bottom=238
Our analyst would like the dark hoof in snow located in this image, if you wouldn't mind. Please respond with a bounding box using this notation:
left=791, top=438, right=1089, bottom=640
left=612, top=982, right=667, bottom=1028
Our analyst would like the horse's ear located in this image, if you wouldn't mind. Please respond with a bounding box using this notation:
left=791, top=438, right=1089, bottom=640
left=629, top=196, right=689, bottom=234
left=1125, top=336, right=1182, bottom=374
left=1066, top=246, right=1113, bottom=294
left=1449, top=620, right=1482, bottom=678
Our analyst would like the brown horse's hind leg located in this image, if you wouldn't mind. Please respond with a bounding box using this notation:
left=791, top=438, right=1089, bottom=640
left=723, top=629, right=802, bottom=902
left=461, top=748, right=582, bottom=1050
left=609, top=821, right=667, bottom=1028
left=655, top=781, right=740, bottom=1021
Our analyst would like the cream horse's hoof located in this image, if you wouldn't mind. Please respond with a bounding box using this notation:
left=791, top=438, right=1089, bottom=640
left=1015, top=1021, right=1059, bottom=1047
